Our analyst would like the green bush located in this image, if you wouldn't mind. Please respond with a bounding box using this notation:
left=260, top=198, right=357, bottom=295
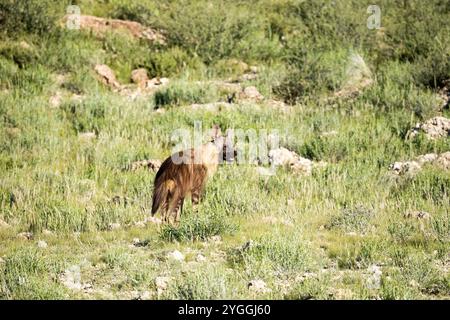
left=0, top=0, right=66, bottom=37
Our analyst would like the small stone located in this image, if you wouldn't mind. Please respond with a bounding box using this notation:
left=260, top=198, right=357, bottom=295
left=108, top=223, right=121, bottom=230
left=42, top=229, right=53, bottom=235
left=0, top=219, right=10, bottom=228
left=196, top=254, right=207, bottom=262
left=155, top=276, right=171, bottom=296
left=210, top=235, right=222, bottom=244
left=167, top=250, right=185, bottom=261
left=94, top=64, right=121, bottom=89
left=78, top=132, right=96, bottom=140
left=132, top=238, right=140, bottom=245
left=404, top=211, right=431, bottom=220
left=241, top=86, right=263, bottom=100
left=37, top=240, right=48, bottom=248
left=17, top=232, right=33, bottom=240
left=131, top=68, right=149, bottom=87
left=134, top=221, right=146, bottom=228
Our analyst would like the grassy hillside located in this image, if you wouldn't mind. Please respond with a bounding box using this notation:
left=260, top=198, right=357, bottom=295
left=0, top=0, right=449, bottom=299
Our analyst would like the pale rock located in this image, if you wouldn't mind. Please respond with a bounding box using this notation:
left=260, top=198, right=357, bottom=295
left=145, top=216, right=162, bottom=225
left=37, top=240, right=48, bottom=248
left=167, top=250, right=185, bottom=261
left=94, top=64, right=121, bottom=88
left=131, top=68, right=149, bottom=86
left=404, top=211, right=431, bottom=220
left=17, top=232, right=33, bottom=240
left=196, top=254, right=207, bottom=262
left=108, top=222, right=121, bottom=230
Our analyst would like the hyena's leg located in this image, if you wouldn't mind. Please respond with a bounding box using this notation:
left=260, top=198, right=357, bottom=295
left=168, top=194, right=184, bottom=227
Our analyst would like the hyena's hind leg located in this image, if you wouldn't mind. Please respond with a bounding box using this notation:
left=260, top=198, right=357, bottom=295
left=191, top=187, right=204, bottom=212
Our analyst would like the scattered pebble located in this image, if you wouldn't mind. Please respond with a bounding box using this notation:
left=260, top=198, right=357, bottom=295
left=155, top=276, right=171, bottom=296
left=0, top=219, right=10, bottom=228
left=108, top=223, right=121, bottom=230
left=196, top=254, right=207, bottom=262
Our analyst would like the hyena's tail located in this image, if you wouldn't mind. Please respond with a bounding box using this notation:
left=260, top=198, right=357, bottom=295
left=152, top=179, right=176, bottom=216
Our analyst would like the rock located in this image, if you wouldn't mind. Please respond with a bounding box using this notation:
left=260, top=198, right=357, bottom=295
left=239, top=240, right=255, bottom=251
left=60, top=265, right=91, bottom=291
left=61, top=15, right=165, bottom=43
left=328, top=288, right=354, bottom=300
left=132, top=238, right=141, bottom=245
left=146, top=77, right=169, bottom=88
left=290, top=157, right=314, bottom=175
left=78, top=132, right=96, bottom=140
left=94, top=64, right=121, bottom=89
left=389, top=152, right=450, bottom=176
left=404, top=211, right=431, bottom=220
left=131, top=68, right=149, bottom=87
left=49, top=92, right=62, bottom=108
left=415, top=153, right=438, bottom=165
left=108, top=223, right=121, bottom=230
left=129, top=159, right=162, bottom=172
left=17, top=232, right=33, bottom=240
left=37, top=240, right=48, bottom=248
left=268, top=147, right=317, bottom=176
left=435, top=151, right=450, bottom=170
left=0, top=219, right=10, bottom=228
left=407, top=116, right=450, bottom=140
left=388, top=160, right=421, bottom=176
left=268, top=147, right=299, bottom=167
left=241, top=86, right=263, bottom=100
left=248, top=279, right=271, bottom=294
left=196, top=254, right=207, bottom=262
left=321, top=130, right=338, bottom=137
left=189, top=102, right=233, bottom=112
left=249, top=66, right=258, bottom=73
left=145, top=216, right=162, bottom=225
left=366, top=265, right=382, bottom=289
left=210, top=235, right=222, bottom=244
left=19, top=41, right=32, bottom=50
left=155, top=276, right=171, bottom=296
left=167, top=250, right=185, bottom=261
left=256, top=166, right=275, bottom=177
left=133, top=290, right=152, bottom=300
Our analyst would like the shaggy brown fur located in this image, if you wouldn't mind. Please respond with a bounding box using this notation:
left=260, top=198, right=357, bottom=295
left=151, top=127, right=224, bottom=225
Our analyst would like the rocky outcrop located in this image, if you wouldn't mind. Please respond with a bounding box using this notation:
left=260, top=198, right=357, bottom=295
left=61, top=15, right=165, bottom=44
